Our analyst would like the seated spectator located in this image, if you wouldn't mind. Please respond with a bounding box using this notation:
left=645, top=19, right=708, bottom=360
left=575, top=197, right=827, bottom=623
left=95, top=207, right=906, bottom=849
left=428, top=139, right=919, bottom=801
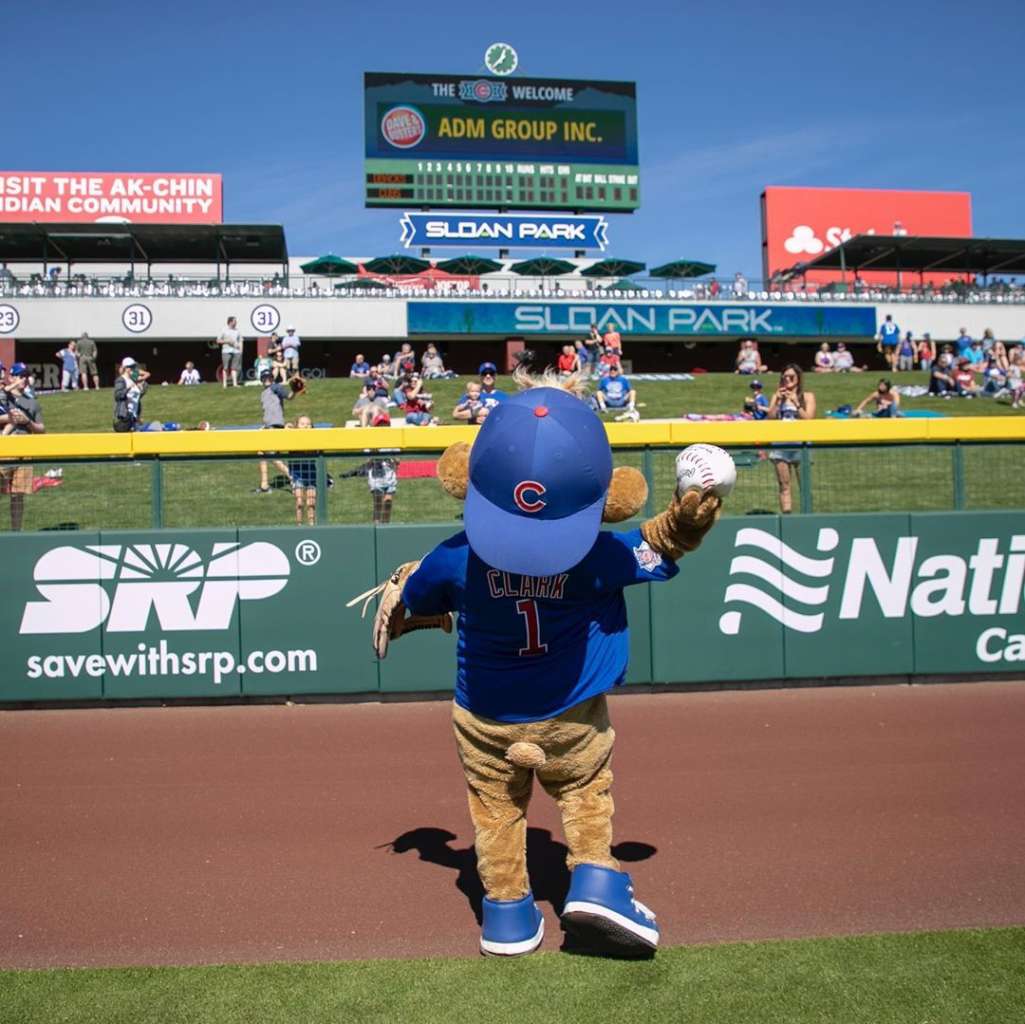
left=981, top=356, right=1007, bottom=396
left=917, top=333, right=936, bottom=372
left=813, top=342, right=834, bottom=373
left=56, top=340, right=79, bottom=391
left=178, top=360, right=201, bottom=385
left=831, top=342, right=863, bottom=373
left=397, top=374, right=438, bottom=426
left=743, top=379, right=769, bottom=419
left=352, top=372, right=390, bottom=427
left=929, top=355, right=956, bottom=396
left=393, top=343, right=417, bottom=377
left=421, top=343, right=455, bottom=379
left=986, top=333, right=1009, bottom=372
left=478, top=362, right=507, bottom=409
left=855, top=379, right=901, bottom=417
left=594, top=363, right=638, bottom=420
left=379, top=354, right=396, bottom=379
left=270, top=342, right=288, bottom=383
left=453, top=381, right=489, bottom=425
left=350, top=353, right=371, bottom=379
left=601, top=326, right=623, bottom=359
left=596, top=348, right=621, bottom=377
left=897, top=332, right=916, bottom=371
left=953, top=358, right=979, bottom=397
left=557, top=344, right=580, bottom=376
left=735, top=338, right=766, bottom=374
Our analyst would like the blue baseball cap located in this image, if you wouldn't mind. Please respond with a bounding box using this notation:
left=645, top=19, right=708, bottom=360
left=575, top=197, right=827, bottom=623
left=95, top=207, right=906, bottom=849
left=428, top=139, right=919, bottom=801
left=465, top=387, right=612, bottom=576
left=479, top=361, right=498, bottom=376
left=10, top=361, right=28, bottom=378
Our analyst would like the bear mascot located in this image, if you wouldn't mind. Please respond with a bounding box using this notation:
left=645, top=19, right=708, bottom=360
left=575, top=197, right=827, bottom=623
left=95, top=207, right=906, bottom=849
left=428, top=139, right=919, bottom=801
left=353, top=375, right=725, bottom=957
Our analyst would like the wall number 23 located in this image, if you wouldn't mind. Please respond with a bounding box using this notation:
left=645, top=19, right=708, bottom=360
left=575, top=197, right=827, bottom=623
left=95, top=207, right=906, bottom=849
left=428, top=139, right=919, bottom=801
left=515, top=599, right=548, bottom=657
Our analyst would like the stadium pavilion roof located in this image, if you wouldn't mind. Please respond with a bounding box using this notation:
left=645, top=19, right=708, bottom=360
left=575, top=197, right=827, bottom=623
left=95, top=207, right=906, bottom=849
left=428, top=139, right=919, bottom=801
left=0, top=222, right=288, bottom=270
left=798, top=235, right=1025, bottom=276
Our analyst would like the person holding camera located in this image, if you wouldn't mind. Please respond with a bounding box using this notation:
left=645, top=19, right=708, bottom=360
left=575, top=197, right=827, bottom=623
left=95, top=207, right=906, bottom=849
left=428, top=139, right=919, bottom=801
left=1, top=362, right=45, bottom=531
left=353, top=371, right=390, bottom=427
left=398, top=373, right=437, bottom=426
left=113, top=357, right=150, bottom=432
left=767, top=363, right=816, bottom=514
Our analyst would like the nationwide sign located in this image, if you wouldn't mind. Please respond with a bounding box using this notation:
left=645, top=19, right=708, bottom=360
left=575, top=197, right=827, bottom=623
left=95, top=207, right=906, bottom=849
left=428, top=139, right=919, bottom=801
left=400, top=212, right=608, bottom=250
left=407, top=301, right=877, bottom=337
left=0, top=171, right=223, bottom=223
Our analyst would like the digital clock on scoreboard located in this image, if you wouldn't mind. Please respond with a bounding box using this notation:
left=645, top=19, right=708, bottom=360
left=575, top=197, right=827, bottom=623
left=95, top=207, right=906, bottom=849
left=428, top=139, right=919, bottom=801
left=364, top=72, right=639, bottom=213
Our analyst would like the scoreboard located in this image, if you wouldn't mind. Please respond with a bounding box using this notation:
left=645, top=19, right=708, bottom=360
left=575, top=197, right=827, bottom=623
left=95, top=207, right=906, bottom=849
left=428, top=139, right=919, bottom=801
left=364, top=72, right=639, bottom=212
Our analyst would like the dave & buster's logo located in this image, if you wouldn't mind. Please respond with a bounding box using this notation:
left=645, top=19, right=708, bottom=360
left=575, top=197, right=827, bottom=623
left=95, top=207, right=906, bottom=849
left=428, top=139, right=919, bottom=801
left=381, top=105, right=426, bottom=149
left=458, top=79, right=508, bottom=103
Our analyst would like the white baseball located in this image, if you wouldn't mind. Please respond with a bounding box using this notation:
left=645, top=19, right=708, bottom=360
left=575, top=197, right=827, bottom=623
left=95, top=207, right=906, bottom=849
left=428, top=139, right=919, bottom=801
left=675, top=444, right=737, bottom=498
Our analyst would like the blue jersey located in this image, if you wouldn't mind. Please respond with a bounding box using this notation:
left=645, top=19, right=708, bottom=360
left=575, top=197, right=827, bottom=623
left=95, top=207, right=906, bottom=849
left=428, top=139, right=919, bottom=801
left=403, top=528, right=678, bottom=723
left=879, top=321, right=900, bottom=345
left=599, top=375, right=631, bottom=405
left=480, top=388, right=507, bottom=409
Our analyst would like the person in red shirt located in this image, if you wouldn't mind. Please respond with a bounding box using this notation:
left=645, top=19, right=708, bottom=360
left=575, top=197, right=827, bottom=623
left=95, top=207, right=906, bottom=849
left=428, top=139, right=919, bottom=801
left=557, top=344, right=580, bottom=376
left=601, top=326, right=622, bottom=357
left=597, top=349, right=621, bottom=377
left=953, top=359, right=979, bottom=397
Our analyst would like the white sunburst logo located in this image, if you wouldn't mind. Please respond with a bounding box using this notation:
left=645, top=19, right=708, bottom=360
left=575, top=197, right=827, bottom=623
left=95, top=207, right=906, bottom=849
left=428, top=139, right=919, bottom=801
left=718, top=527, right=838, bottom=635
left=20, top=542, right=291, bottom=635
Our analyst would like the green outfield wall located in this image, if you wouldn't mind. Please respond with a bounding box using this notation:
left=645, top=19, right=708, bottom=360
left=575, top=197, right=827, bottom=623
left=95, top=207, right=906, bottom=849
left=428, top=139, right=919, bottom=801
left=3, top=512, right=1023, bottom=703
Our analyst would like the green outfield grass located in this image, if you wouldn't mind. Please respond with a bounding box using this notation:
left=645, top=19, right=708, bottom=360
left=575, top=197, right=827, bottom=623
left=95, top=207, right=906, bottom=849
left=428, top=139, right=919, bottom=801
left=31, top=369, right=1024, bottom=436
left=3, top=373, right=1023, bottom=532
left=1, top=927, right=1022, bottom=1024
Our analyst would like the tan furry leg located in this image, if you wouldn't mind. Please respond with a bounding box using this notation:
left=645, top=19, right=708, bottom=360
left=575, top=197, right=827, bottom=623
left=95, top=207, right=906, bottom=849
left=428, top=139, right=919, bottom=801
left=532, top=695, right=619, bottom=872
left=452, top=704, right=533, bottom=901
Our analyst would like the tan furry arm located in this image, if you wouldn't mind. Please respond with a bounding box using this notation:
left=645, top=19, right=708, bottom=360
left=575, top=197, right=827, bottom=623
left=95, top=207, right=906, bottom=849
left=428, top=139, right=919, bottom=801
left=640, top=490, right=722, bottom=561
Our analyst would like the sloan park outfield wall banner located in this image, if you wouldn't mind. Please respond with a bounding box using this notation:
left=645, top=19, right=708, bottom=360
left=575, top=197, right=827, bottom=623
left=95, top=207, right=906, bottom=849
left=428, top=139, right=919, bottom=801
left=407, top=301, right=878, bottom=337
left=3, top=512, right=1024, bottom=703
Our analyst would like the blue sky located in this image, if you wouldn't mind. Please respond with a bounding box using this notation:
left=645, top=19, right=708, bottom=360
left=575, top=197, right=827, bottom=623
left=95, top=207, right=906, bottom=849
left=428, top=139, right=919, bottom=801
left=8, top=1, right=1024, bottom=276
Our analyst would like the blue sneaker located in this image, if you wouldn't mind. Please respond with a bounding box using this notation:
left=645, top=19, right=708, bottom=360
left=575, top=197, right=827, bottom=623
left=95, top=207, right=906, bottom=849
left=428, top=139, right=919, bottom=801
left=480, top=893, right=545, bottom=957
left=561, top=864, right=659, bottom=955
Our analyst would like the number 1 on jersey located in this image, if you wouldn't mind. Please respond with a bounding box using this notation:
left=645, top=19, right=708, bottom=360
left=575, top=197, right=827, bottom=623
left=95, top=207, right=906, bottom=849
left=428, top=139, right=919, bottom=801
left=515, top=599, right=548, bottom=656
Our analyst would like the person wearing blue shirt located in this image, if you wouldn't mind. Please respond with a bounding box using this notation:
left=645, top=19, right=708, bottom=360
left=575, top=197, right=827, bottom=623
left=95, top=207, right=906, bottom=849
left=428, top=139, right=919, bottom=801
left=956, top=327, right=973, bottom=356
left=744, top=379, right=769, bottom=419
left=877, top=315, right=900, bottom=371
left=964, top=339, right=986, bottom=367
left=349, top=354, right=371, bottom=379
left=478, top=362, right=507, bottom=409
left=594, top=364, right=638, bottom=421
left=387, top=386, right=721, bottom=958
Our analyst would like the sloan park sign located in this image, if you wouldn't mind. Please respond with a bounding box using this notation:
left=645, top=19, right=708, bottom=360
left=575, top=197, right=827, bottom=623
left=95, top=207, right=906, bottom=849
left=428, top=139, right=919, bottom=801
left=406, top=301, right=877, bottom=337
left=400, top=212, right=608, bottom=249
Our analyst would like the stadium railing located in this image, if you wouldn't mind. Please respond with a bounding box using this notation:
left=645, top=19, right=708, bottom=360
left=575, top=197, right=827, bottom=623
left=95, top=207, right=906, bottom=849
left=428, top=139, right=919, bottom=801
left=2, top=419, right=1023, bottom=532
left=3, top=275, right=1023, bottom=305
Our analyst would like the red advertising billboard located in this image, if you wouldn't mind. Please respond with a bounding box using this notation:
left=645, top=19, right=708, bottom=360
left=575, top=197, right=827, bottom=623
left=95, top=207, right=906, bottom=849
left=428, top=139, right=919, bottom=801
left=0, top=172, right=223, bottom=224
left=761, top=186, right=972, bottom=285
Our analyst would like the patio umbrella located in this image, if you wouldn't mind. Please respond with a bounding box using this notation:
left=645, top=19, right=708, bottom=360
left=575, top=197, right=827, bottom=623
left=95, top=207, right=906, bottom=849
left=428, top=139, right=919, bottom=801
left=580, top=258, right=646, bottom=278
left=509, top=257, right=576, bottom=276
left=337, top=277, right=391, bottom=291
left=300, top=253, right=358, bottom=275
left=649, top=259, right=717, bottom=279
left=435, top=254, right=504, bottom=275
left=362, top=254, right=431, bottom=275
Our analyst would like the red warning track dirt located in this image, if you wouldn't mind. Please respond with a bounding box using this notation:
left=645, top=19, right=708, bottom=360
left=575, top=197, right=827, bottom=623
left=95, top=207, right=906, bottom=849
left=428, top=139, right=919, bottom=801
left=1, top=682, right=1023, bottom=969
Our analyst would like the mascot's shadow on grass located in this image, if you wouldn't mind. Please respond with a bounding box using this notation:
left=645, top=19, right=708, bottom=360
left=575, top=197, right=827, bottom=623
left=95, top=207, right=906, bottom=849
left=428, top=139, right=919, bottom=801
left=351, top=370, right=727, bottom=959
left=386, top=826, right=657, bottom=954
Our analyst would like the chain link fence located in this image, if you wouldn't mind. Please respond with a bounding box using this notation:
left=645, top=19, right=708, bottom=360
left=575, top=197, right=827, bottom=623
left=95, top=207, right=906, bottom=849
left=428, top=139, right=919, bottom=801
left=1, top=442, right=1022, bottom=533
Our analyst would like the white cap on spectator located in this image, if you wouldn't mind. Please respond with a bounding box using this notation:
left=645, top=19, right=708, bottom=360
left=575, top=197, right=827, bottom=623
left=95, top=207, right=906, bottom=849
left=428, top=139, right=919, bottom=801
left=121, top=356, right=136, bottom=367
left=287, top=325, right=295, bottom=331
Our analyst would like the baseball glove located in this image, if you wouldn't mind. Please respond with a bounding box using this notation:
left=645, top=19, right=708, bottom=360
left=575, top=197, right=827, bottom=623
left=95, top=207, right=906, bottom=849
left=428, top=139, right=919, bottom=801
left=346, top=560, right=452, bottom=658
left=288, top=374, right=308, bottom=396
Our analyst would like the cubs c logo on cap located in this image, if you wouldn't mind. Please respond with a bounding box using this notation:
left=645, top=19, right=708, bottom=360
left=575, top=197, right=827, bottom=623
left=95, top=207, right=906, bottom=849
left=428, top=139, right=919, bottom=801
left=513, top=480, right=546, bottom=513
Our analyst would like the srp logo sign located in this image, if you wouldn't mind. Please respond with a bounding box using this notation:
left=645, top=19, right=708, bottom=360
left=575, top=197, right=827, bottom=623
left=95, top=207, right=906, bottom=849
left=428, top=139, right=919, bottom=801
left=20, top=541, right=291, bottom=634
